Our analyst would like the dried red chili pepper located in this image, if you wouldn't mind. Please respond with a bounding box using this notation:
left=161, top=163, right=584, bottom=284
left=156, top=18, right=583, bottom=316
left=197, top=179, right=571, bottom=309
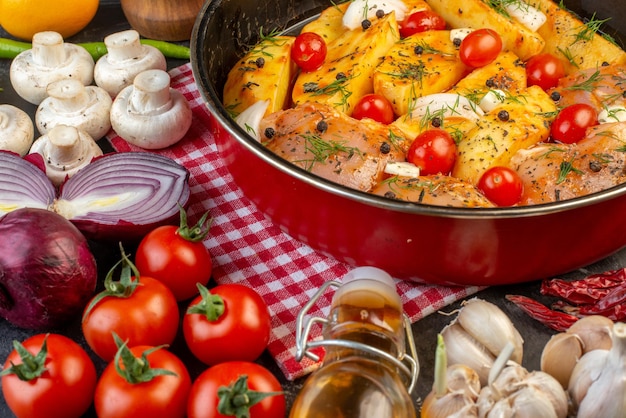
left=540, top=268, right=626, bottom=305
left=505, top=294, right=579, bottom=332
left=577, top=281, right=626, bottom=321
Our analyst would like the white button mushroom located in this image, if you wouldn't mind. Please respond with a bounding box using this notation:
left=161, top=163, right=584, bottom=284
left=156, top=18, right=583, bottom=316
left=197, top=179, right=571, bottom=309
left=94, top=29, right=167, bottom=98
left=9, top=31, right=95, bottom=105
left=36, top=78, right=113, bottom=141
left=0, top=104, right=35, bottom=156
left=29, top=124, right=103, bottom=186
left=110, top=69, right=192, bottom=149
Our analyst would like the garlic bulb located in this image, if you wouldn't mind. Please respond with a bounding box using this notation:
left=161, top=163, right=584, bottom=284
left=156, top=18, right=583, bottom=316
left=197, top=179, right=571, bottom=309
left=476, top=364, right=569, bottom=418
left=421, top=335, right=481, bottom=418
left=568, top=321, right=626, bottom=418
left=441, top=298, right=524, bottom=385
left=541, top=315, right=613, bottom=388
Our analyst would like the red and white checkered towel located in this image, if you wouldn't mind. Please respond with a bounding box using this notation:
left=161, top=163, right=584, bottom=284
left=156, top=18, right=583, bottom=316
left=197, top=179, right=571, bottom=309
left=107, top=63, right=481, bottom=380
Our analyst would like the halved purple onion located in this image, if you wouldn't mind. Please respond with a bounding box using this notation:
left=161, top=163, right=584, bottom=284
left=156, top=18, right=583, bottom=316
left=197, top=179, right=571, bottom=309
left=0, top=151, right=55, bottom=213
left=0, top=151, right=190, bottom=242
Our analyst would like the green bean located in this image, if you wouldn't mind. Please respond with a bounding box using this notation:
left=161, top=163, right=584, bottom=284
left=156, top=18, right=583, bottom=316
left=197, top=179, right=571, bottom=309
left=0, top=37, right=190, bottom=61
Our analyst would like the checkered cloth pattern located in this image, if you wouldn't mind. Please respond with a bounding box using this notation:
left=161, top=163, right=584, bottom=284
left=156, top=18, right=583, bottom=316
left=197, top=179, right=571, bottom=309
left=107, top=63, right=482, bottom=380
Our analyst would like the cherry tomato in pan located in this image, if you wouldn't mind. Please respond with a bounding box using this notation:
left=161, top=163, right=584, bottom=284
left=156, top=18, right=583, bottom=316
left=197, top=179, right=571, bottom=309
left=183, top=283, right=271, bottom=366
left=1, top=334, right=97, bottom=418
left=399, top=10, right=446, bottom=38
left=352, top=93, right=395, bottom=124
left=406, top=128, right=457, bottom=175
left=95, top=343, right=192, bottom=418
left=526, top=53, right=566, bottom=91
left=477, top=166, right=524, bottom=207
left=550, top=103, right=598, bottom=144
left=135, top=208, right=213, bottom=301
left=187, top=361, right=285, bottom=418
left=292, top=32, right=327, bottom=72
left=459, top=28, right=502, bottom=68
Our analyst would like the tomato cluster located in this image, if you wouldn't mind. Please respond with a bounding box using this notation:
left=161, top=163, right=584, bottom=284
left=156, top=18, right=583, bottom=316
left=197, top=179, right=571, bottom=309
left=1, top=208, right=283, bottom=418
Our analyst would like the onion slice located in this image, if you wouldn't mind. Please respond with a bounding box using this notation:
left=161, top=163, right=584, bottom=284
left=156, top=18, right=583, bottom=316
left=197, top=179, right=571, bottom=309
left=343, top=0, right=408, bottom=30
left=505, top=2, right=547, bottom=32
left=0, top=151, right=190, bottom=242
left=0, top=151, right=55, bottom=214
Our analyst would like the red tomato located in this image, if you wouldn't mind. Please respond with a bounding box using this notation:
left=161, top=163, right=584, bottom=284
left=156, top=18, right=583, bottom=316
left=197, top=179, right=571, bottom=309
left=1, top=334, right=97, bottom=418
left=183, top=284, right=271, bottom=366
left=292, top=32, right=327, bottom=72
left=352, top=93, right=395, bottom=124
left=135, top=211, right=213, bottom=301
left=82, top=274, right=179, bottom=362
left=406, top=129, right=457, bottom=175
left=550, top=103, right=598, bottom=144
left=459, top=28, right=502, bottom=68
left=399, top=10, right=446, bottom=38
left=526, top=53, right=566, bottom=91
left=95, top=345, right=192, bottom=418
left=477, top=166, right=524, bottom=207
left=187, top=361, right=285, bottom=418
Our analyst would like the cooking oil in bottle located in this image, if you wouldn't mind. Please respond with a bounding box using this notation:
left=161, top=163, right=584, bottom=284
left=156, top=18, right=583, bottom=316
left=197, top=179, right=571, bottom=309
left=290, top=266, right=419, bottom=418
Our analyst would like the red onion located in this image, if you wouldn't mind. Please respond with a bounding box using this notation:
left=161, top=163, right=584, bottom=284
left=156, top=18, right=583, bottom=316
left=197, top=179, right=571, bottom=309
left=0, top=151, right=190, bottom=241
left=0, top=208, right=97, bottom=329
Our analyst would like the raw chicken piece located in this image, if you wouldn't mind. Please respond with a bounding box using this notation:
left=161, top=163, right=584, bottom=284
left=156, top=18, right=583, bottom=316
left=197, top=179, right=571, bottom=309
left=372, top=174, right=495, bottom=208
left=259, top=102, right=409, bottom=192
left=510, top=122, right=626, bottom=205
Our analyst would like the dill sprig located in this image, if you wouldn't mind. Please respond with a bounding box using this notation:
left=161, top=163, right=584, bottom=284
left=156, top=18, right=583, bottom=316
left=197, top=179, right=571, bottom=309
left=556, top=156, right=584, bottom=184
left=572, top=13, right=611, bottom=44
left=307, top=73, right=356, bottom=111
left=564, top=69, right=603, bottom=92
left=297, top=134, right=363, bottom=171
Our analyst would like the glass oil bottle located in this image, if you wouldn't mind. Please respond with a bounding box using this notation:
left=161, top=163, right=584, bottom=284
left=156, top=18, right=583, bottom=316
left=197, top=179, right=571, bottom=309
left=290, top=266, right=419, bottom=418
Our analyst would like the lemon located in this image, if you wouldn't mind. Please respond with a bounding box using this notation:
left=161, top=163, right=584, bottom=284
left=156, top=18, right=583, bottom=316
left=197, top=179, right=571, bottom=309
left=0, top=0, right=99, bottom=41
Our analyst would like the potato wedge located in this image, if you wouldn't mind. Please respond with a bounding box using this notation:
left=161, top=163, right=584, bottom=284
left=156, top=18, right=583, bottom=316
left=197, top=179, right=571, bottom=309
left=373, top=30, right=467, bottom=116
left=452, top=85, right=557, bottom=184
left=292, top=12, right=400, bottom=115
left=450, top=51, right=527, bottom=94
left=527, top=0, right=626, bottom=73
left=223, top=36, right=297, bottom=117
left=301, top=3, right=350, bottom=44
left=426, top=0, right=545, bottom=61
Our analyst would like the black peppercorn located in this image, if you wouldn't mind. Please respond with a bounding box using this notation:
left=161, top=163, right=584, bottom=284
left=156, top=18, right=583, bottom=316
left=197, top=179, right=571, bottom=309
left=589, top=160, right=603, bottom=172
left=376, top=9, right=385, bottom=18
left=264, top=127, right=276, bottom=139
left=316, top=120, right=328, bottom=133
left=431, top=117, right=442, bottom=128
left=550, top=91, right=561, bottom=101
left=361, top=19, right=371, bottom=30
left=336, top=72, right=347, bottom=80
left=497, top=110, right=510, bottom=121
left=380, top=142, right=391, bottom=154
left=453, top=37, right=462, bottom=47
left=384, top=191, right=397, bottom=199
left=255, top=57, right=265, bottom=68
left=414, top=45, right=424, bottom=55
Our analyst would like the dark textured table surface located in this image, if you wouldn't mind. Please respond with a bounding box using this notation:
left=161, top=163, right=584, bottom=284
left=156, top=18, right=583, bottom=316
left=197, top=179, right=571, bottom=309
left=1, top=1, right=626, bottom=416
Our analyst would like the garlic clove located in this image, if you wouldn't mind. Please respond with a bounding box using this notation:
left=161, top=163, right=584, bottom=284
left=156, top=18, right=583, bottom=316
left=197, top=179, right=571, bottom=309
left=540, top=332, right=583, bottom=388
left=522, top=371, right=569, bottom=418
left=441, top=322, right=496, bottom=385
left=566, top=315, right=613, bottom=353
left=456, top=298, right=524, bottom=364
left=569, top=322, right=626, bottom=418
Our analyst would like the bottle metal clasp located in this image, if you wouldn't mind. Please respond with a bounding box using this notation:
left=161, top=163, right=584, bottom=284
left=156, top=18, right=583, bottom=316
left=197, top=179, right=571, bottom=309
left=294, top=280, right=420, bottom=393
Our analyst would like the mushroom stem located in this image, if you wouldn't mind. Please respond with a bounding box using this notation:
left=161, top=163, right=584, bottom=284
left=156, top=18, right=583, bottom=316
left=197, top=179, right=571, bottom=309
left=32, top=32, right=67, bottom=68
left=46, top=79, right=91, bottom=113
left=129, top=69, right=173, bottom=114
left=105, top=30, right=145, bottom=62
left=46, top=125, right=83, bottom=166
